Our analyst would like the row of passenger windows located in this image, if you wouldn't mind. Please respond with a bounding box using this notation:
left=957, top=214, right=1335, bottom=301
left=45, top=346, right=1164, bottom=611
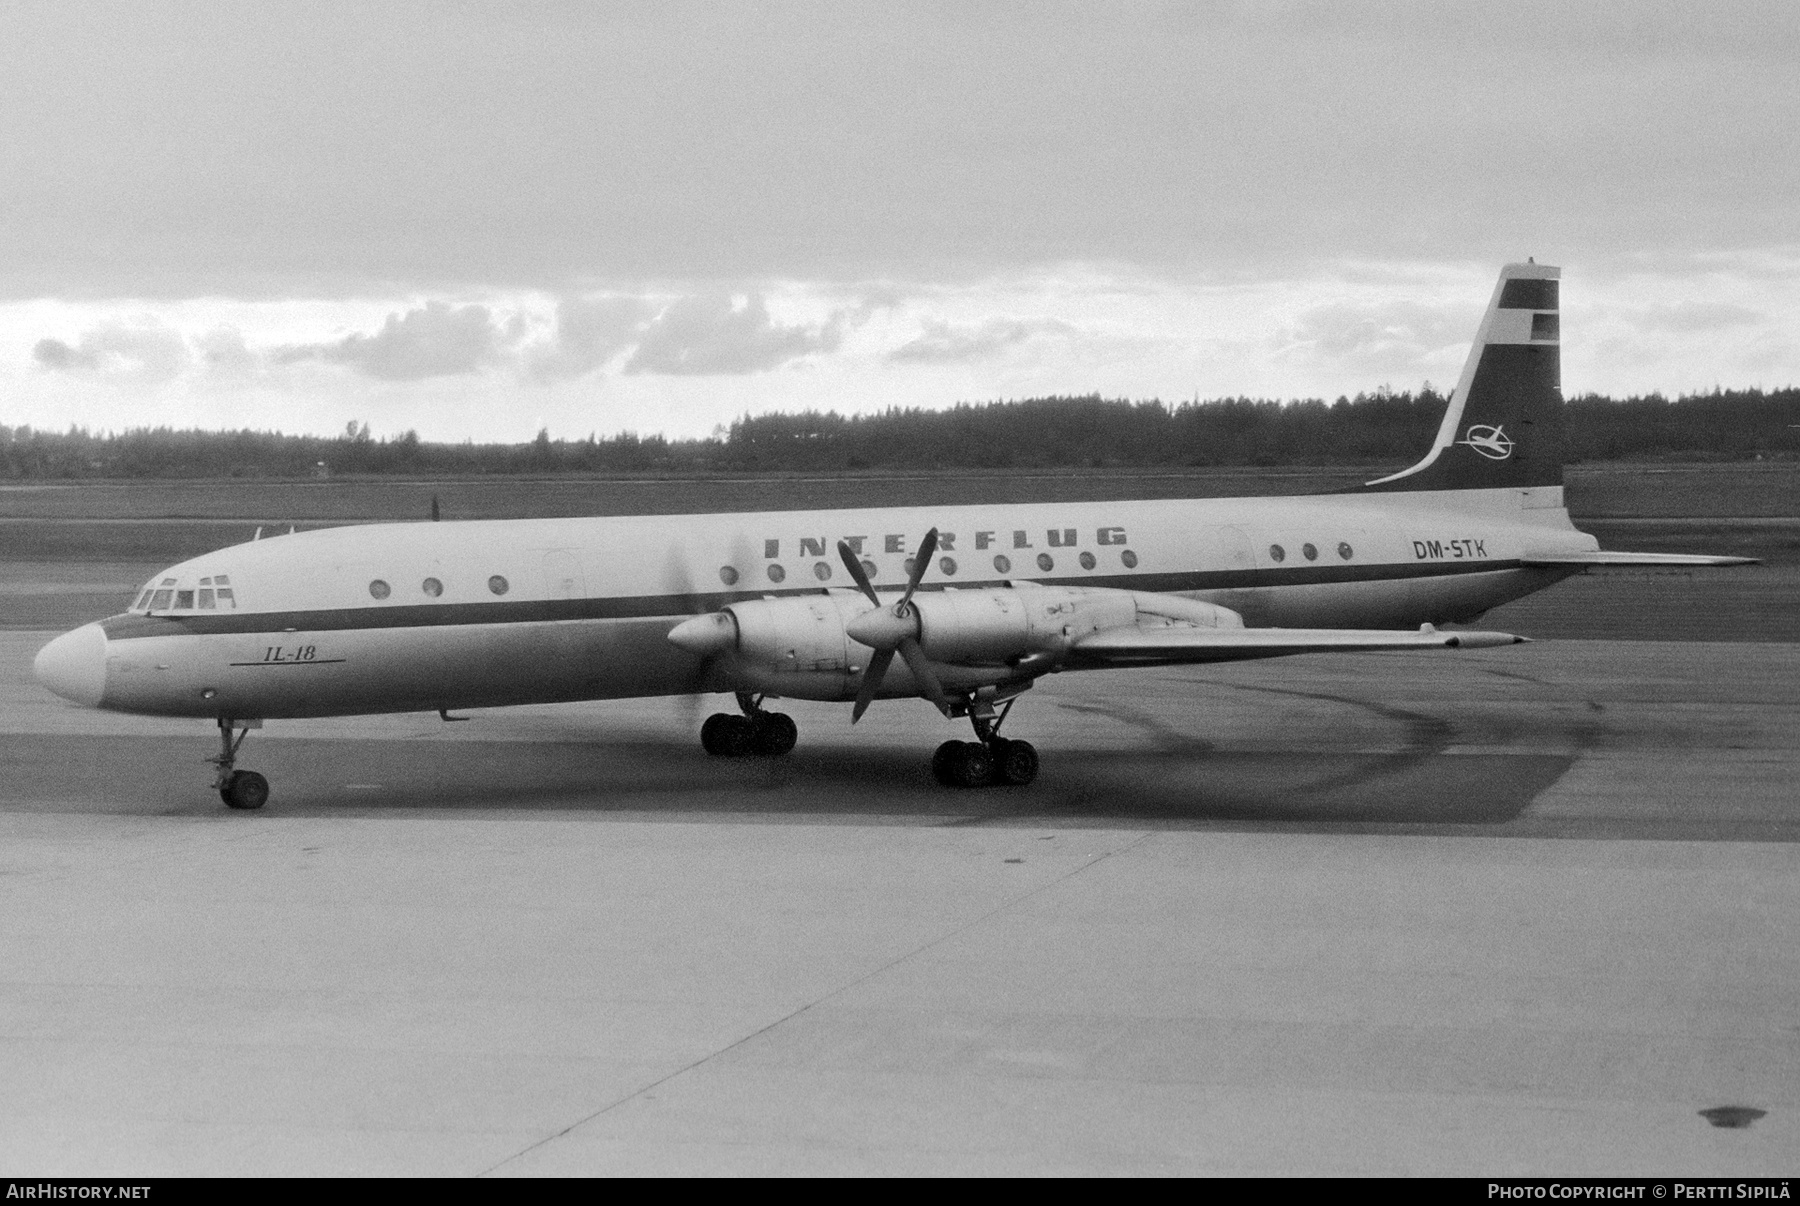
left=356, top=540, right=1351, bottom=603
left=717, top=548, right=1140, bottom=586
left=367, top=575, right=510, bottom=600
left=134, top=575, right=236, bottom=612
left=142, top=541, right=1355, bottom=612
left=1269, top=542, right=1354, bottom=563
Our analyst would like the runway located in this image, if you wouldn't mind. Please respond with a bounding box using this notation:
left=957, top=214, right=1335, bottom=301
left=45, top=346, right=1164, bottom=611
left=1, top=633, right=1796, bottom=1175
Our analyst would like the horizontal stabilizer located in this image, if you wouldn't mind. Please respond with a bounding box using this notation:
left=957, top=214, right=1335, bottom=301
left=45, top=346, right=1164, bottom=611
left=1068, top=624, right=1526, bottom=668
left=1519, top=550, right=1759, bottom=568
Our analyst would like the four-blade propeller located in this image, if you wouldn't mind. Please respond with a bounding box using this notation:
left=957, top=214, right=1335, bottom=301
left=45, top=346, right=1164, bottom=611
left=838, top=529, right=950, bottom=721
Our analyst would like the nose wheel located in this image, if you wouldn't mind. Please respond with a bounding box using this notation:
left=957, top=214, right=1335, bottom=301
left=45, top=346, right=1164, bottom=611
left=208, top=719, right=269, bottom=809
left=221, top=769, right=270, bottom=810
left=701, top=693, right=797, bottom=757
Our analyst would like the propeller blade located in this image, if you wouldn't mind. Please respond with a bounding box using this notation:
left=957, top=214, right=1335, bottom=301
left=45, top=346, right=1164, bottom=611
left=898, top=527, right=938, bottom=612
left=837, top=540, right=880, bottom=607
left=851, top=647, right=894, bottom=723
left=895, top=636, right=950, bottom=714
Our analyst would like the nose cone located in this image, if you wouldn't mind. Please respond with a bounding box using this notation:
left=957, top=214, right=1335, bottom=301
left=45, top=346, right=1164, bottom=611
left=667, top=612, right=738, bottom=656
left=34, top=622, right=108, bottom=707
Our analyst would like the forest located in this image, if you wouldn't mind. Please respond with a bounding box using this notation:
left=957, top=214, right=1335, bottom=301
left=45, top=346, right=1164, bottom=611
left=2, top=386, right=1796, bottom=478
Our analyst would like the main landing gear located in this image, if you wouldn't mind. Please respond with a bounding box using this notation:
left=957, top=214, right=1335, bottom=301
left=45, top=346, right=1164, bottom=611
left=701, top=693, right=798, bottom=758
left=932, top=696, right=1038, bottom=789
left=209, top=718, right=269, bottom=810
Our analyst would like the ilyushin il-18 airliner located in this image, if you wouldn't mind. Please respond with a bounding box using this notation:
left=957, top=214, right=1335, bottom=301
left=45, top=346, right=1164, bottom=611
left=34, top=262, right=1752, bottom=808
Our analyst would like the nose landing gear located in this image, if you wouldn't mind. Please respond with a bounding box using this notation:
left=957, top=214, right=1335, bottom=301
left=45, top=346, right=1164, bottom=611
left=701, top=693, right=798, bottom=758
left=209, top=718, right=269, bottom=809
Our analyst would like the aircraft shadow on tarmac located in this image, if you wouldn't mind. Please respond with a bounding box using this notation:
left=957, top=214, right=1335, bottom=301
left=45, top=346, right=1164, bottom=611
left=21, top=735, right=1574, bottom=829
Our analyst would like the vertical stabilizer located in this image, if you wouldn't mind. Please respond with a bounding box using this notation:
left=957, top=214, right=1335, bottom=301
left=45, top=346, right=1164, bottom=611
left=1352, top=261, right=1563, bottom=493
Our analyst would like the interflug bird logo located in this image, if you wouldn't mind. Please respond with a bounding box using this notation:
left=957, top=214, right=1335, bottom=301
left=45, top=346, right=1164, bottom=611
left=1456, top=424, right=1514, bottom=460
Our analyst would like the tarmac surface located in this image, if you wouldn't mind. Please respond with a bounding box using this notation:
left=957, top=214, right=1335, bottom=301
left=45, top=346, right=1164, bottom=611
left=1, top=632, right=1796, bottom=1175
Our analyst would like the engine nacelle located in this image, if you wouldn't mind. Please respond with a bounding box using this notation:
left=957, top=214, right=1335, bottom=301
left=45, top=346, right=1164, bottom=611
left=909, top=586, right=1130, bottom=662
left=726, top=592, right=865, bottom=675
left=672, top=586, right=1244, bottom=701
left=913, top=586, right=1241, bottom=662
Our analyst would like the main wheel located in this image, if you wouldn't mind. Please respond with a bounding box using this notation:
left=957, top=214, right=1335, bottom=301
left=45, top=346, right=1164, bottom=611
left=702, top=712, right=756, bottom=756
left=716, top=714, right=755, bottom=756
left=931, top=740, right=965, bottom=786
left=222, top=770, right=269, bottom=810
left=993, top=739, right=1039, bottom=786
left=751, top=711, right=798, bottom=756
left=948, top=741, right=993, bottom=789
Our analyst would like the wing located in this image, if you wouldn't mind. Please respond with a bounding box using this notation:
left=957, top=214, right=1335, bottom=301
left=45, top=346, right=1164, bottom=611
left=1519, top=550, right=1759, bottom=568
left=1066, top=623, right=1527, bottom=668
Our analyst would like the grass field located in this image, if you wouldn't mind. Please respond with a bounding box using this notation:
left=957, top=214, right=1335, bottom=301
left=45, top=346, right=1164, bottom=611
left=2, top=463, right=1794, bottom=637
left=2, top=461, right=1797, bottom=522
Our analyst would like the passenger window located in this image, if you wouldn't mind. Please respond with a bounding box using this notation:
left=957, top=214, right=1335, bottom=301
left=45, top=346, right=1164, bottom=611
left=939, top=556, right=957, bottom=576
left=993, top=555, right=1011, bottom=574
left=1036, top=553, right=1054, bottom=572
left=369, top=580, right=392, bottom=600
left=422, top=577, right=444, bottom=597
left=488, top=575, right=509, bottom=595
left=175, top=590, right=195, bottom=609
left=767, top=564, right=786, bottom=584
left=198, top=589, right=216, bottom=609
left=1079, top=552, right=1096, bottom=570
left=150, top=589, right=173, bottom=610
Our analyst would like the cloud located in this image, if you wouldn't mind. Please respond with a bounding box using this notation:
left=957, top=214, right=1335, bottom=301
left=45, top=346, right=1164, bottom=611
left=194, top=326, right=258, bottom=377
left=527, top=295, right=651, bottom=380
left=31, top=322, right=190, bottom=384
left=277, top=302, right=506, bottom=380
left=623, top=293, right=844, bottom=375
left=1629, top=301, right=1763, bottom=333
left=32, top=338, right=88, bottom=370
left=887, top=317, right=1076, bottom=365
left=1281, top=300, right=1473, bottom=366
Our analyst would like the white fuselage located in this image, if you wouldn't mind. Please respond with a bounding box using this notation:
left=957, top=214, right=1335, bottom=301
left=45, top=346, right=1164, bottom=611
left=57, top=485, right=1593, bottom=720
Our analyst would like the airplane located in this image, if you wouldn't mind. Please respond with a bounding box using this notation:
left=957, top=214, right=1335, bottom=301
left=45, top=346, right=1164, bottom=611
left=32, top=261, right=1754, bottom=809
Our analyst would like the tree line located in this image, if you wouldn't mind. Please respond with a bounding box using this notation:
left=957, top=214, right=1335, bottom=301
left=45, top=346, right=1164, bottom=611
left=3, top=387, right=1796, bottom=478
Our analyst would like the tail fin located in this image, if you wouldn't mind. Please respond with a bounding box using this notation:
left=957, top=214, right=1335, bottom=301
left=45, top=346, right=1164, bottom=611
left=1351, top=261, right=1563, bottom=493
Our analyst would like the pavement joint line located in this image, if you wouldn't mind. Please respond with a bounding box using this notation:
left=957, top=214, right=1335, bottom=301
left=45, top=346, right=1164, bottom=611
left=474, top=827, right=1158, bottom=1177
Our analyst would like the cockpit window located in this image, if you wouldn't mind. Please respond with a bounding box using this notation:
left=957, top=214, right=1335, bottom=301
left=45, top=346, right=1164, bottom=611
left=135, top=573, right=238, bottom=613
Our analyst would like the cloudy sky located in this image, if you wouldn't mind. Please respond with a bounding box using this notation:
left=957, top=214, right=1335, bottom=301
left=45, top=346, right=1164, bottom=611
left=5, top=1, right=1797, bottom=442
